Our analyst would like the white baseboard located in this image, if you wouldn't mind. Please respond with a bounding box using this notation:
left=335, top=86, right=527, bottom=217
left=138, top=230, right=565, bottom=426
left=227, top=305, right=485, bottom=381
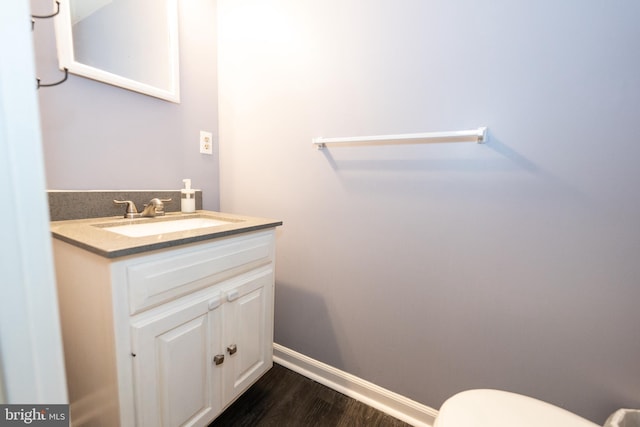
left=273, top=343, right=438, bottom=427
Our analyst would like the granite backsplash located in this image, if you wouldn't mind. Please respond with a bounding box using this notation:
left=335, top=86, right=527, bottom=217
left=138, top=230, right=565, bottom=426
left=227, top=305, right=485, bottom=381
left=48, top=190, right=203, bottom=221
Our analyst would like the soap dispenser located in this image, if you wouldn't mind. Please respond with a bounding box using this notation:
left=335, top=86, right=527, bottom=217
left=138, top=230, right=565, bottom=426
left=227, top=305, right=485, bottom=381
left=181, top=179, right=196, bottom=213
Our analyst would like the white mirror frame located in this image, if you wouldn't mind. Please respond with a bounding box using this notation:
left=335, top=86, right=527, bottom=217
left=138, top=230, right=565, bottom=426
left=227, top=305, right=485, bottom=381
left=54, top=0, right=180, bottom=103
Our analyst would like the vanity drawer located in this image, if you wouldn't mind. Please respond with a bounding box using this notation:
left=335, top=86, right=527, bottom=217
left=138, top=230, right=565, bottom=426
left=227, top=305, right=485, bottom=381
left=126, top=231, right=274, bottom=314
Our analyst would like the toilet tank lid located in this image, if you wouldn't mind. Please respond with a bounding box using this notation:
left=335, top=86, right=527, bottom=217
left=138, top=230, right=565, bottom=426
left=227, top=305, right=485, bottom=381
left=434, top=389, right=599, bottom=427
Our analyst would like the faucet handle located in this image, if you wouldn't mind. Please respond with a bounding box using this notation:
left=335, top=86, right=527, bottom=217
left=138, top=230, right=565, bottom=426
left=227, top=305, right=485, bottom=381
left=113, top=200, right=140, bottom=218
left=147, top=198, right=172, bottom=206
left=144, top=198, right=172, bottom=216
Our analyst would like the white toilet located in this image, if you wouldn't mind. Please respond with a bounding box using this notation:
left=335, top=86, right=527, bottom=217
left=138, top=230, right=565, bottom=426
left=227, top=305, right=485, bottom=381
left=434, top=389, right=599, bottom=427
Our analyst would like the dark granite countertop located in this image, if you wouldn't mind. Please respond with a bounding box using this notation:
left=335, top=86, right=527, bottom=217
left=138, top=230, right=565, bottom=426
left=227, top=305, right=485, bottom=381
left=51, top=210, right=282, bottom=258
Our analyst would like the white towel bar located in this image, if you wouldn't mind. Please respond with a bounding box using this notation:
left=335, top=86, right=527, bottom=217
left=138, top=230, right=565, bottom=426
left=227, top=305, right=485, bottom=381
left=312, top=127, right=487, bottom=149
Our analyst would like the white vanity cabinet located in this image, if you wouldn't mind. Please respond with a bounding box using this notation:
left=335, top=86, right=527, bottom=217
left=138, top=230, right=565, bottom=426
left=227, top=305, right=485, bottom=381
left=53, top=228, right=277, bottom=427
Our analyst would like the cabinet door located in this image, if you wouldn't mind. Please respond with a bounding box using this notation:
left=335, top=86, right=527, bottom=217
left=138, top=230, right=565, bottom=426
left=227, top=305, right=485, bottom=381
left=224, top=267, right=274, bottom=404
left=131, top=295, right=223, bottom=427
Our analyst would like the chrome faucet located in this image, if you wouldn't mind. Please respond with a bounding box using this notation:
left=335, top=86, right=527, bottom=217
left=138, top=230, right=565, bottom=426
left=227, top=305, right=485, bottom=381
left=113, top=198, right=172, bottom=218
left=140, top=198, right=171, bottom=217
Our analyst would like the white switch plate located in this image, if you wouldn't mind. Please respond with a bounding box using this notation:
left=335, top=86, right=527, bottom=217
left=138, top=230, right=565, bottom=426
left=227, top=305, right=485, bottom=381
left=200, top=131, right=213, bottom=155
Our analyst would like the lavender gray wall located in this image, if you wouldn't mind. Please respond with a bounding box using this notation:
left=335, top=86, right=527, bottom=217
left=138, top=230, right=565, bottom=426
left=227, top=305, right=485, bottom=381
left=217, top=0, right=640, bottom=423
left=31, top=0, right=220, bottom=210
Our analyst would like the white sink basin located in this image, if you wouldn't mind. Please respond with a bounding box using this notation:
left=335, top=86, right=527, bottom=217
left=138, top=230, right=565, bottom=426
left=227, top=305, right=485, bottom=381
left=101, top=217, right=234, bottom=238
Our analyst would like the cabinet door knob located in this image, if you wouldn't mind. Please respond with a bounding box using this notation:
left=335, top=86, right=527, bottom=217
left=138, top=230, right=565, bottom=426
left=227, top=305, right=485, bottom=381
left=208, top=296, right=221, bottom=310
left=213, top=354, right=225, bottom=365
left=227, top=344, right=237, bottom=355
left=227, top=290, right=239, bottom=302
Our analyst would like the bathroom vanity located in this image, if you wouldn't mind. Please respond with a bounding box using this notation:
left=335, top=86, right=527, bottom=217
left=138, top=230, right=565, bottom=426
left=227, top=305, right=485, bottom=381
left=51, top=211, right=282, bottom=426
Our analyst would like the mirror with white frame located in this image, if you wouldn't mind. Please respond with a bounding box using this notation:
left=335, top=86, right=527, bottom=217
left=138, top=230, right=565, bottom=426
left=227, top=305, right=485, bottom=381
left=54, top=0, right=180, bottom=103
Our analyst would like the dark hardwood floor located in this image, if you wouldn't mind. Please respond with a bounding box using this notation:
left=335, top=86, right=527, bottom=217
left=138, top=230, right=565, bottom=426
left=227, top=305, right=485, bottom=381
left=209, top=364, right=413, bottom=427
